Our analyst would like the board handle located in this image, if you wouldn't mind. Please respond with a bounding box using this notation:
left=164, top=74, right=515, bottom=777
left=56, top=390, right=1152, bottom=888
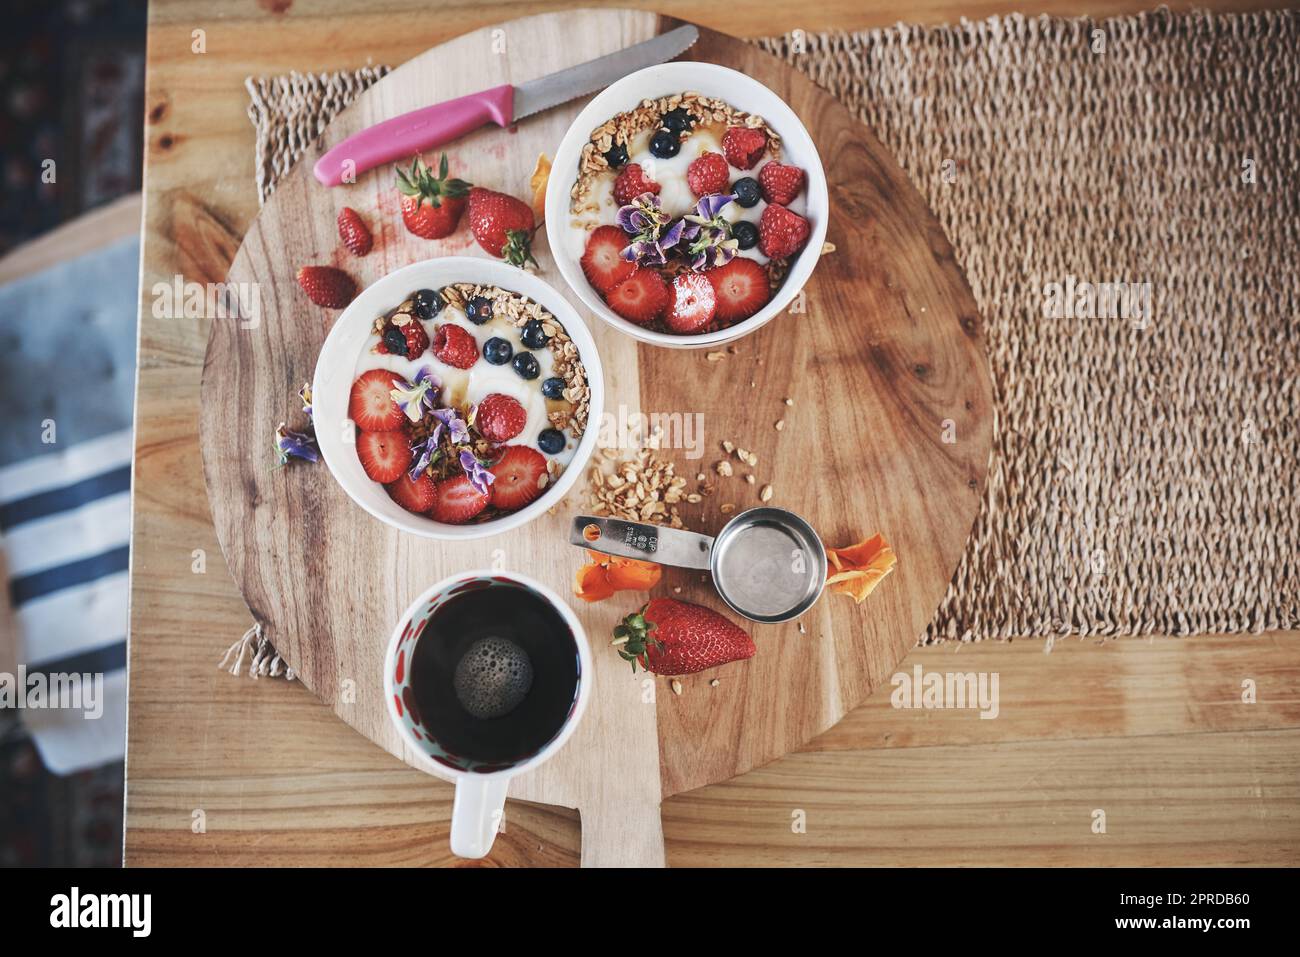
left=449, top=775, right=511, bottom=859
left=571, top=515, right=714, bottom=571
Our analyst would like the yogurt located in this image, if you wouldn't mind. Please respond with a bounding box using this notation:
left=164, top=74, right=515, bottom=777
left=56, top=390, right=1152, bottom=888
left=352, top=296, right=582, bottom=470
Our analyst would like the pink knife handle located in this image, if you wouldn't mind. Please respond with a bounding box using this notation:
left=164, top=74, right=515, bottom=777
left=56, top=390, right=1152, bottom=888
left=313, top=85, right=514, bottom=186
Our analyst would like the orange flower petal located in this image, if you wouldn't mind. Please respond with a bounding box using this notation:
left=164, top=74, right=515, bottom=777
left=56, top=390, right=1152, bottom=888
left=529, top=153, right=551, bottom=221
left=574, top=562, right=616, bottom=603
left=824, top=533, right=897, bottom=604
left=604, top=557, right=662, bottom=591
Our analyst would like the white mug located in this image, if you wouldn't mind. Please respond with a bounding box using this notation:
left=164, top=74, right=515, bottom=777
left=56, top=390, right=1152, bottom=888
left=383, top=570, right=592, bottom=859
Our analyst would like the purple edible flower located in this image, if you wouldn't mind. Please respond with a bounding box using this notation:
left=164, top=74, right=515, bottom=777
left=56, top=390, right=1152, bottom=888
left=298, top=383, right=313, bottom=420
left=459, top=449, right=495, bottom=495
left=680, top=193, right=739, bottom=271
left=407, top=431, right=444, bottom=481
left=274, top=423, right=318, bottom=465
left=616, top=193, right=684, bottom=267
left=389, top=366, right=441, bottom=423
left=433, top=406, right=469, bottom=444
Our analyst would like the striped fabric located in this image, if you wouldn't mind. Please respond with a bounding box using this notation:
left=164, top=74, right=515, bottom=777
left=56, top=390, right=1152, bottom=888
left=0, top=429, right=132, bottom=772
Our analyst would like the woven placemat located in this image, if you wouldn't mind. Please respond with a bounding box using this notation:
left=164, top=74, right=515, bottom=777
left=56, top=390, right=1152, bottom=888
left=243, top=9, right=1299, bottom=644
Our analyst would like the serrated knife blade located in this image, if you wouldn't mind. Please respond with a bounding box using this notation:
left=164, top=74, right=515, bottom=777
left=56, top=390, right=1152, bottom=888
left=314, top=25, right=699, bottom=187
left=511, top=24, right=699, bottom=122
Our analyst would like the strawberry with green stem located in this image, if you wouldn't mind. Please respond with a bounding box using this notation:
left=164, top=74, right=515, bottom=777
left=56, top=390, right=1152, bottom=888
left=613, top=597, right=755, bottom=675
left=396, top=153, right=471, bottom=240
left=467, top=186, right=537, bottom=268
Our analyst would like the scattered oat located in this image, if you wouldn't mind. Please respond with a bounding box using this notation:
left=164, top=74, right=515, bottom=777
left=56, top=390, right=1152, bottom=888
left=673, top=586, right=682, bottom=594
left=784, top=397, right=794, bottom=406
left=798, top=620, right=806, bottom=634
left=706, top=351, right=726, bottom=362
left=709, top=678, right=720, bottom=688
left=821, top=241, right=837, bottom=255
left=721, top=440, right=734, bottom=454
left=720, top=503, right=735, bottom=514
left=670, top=679, right=683, bottom=696
left=696, top=472, right=706, bottom=482
left=745, top=474, right=756, bottom=485
left=775, top=419, right=785, bottom=431
left=760, top=484, right=774, bottom=502
left=715, top=460, right=733, bottom=477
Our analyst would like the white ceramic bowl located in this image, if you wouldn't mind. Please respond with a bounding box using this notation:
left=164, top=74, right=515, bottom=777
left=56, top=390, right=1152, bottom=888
left=545, top=61, right=829, bottom=350
left=312, top=257, right=604, bottom=541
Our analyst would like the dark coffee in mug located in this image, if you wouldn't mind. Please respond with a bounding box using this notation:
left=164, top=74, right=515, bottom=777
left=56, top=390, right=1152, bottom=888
left=408, top=583, right=580, bottom=765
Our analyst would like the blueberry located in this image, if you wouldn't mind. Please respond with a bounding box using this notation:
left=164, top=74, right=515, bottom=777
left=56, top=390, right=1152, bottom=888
left=732, top=220, right=759, bottom=250
left=603, top=142, right=629, bottom=169
left=382, top=325, right=409, bottom=356
left=483, top=337, right=513, bottom=365
left=732, top=177, right=761, bottom=208
left=465, top=296, right=493, bottom=324
left=411, top=288, right=444, bottom=320
left=662, top=107, right=694, bottom=133
left=541, top=376, right=566, bottom=400
left=512, top=351, right=540, bottom=380
left=520, top=318, right=550, bottom=349
left=649, top=129, right=680, bottom=159
left=537, top=428, right=565, bottom=455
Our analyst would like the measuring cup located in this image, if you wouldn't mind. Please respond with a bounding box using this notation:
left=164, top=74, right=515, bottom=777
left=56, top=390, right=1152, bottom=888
left=570, top=507, right=828, bottom=623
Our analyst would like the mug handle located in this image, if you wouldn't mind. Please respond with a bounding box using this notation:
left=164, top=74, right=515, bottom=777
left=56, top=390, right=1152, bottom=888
left=571, top=515, right=714, bottom=570
left=450, top=775, right=511, bottom=859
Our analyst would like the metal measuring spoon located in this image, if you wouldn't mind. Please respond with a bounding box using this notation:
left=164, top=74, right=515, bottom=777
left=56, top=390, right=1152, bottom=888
left=570, top=507, right=828, bottom=623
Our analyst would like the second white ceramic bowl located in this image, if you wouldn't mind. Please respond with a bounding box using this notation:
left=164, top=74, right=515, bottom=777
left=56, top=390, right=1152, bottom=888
left=545, top=61, right=829, bottom=350
left=312, top=257, right=605, bottom=541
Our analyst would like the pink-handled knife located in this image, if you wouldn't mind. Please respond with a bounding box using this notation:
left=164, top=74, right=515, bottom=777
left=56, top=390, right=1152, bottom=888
left=313, top=25, right=698, bottom=187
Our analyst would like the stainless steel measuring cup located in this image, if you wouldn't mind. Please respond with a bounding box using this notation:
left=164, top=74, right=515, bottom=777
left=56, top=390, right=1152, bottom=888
left=570, top=507, right=828, bottom=623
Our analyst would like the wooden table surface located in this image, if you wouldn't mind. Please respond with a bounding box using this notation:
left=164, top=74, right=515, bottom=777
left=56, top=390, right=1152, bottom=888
left=127, top=0, right=1300, bottom=866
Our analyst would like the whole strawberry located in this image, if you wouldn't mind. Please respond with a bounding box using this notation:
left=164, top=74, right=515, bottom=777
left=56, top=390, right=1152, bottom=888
left=337, top=206, right=373, bottom=256
left=296, top=265, right=356, bottom=308
left=758, top=203, right=810, bottom=259
left=614, top=598, right=755, bottom=675
left=467, top=186, right=536, bottom=268
left=396, top=154, right=471, bottom=240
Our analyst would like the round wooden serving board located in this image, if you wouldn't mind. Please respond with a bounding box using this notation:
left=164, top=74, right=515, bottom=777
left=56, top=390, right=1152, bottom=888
left=200, top=9, right=993, bottom=867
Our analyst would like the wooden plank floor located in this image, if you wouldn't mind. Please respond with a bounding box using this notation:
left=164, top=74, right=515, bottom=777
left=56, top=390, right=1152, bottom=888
left=124, top=0, right=1300, bottom=866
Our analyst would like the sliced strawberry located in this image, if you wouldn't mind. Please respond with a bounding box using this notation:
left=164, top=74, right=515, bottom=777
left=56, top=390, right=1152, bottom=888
left=349, top=369, right=406, bottom=431
left=605, top=268, right=669, bottom=325
left=706, top=258, right=772, bottom=324
left=687, top=151, right=730, bottom=197
left=429, top=475, right=490, bottom=524
left=386, top=471, right=436, bottom=513
left=475, top=393, right=526, bottom=443
left=722, top=126, right=768, bottom=170
left=357, top=430, right=412, bottom=483
left=612, top=163, right=660, bottom=206
left=758, top=161, right=805, bottom=205
left=665, top=272, right=717, bottom=334
left=431, top=323, right=479, bottom=369
left=580, top=225, right=635, bottom=294
left=489, top=445, right=549, bottom=512
left=758, top=203, right=811, bottom=259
